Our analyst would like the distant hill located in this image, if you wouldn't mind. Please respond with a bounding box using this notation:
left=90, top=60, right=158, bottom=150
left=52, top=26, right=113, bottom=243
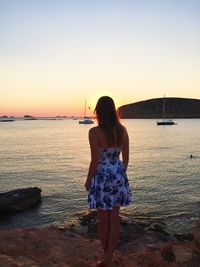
left=118, top=97, right=200, bottom=118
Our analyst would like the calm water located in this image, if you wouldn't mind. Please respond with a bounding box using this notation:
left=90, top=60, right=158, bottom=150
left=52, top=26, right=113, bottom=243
left=0, top=118, right=200, bottom=232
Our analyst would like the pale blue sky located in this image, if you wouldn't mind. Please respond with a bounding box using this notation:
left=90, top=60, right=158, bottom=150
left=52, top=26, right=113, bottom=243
left=1, top=0, right=200, bottom=116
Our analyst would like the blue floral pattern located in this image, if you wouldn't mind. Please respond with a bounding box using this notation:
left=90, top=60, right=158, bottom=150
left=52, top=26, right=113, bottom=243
left=88, top=148, right=132, bottom=210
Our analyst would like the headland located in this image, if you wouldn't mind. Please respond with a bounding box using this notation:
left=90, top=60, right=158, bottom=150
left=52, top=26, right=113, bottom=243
left=118, top=97, right=200, bottom=118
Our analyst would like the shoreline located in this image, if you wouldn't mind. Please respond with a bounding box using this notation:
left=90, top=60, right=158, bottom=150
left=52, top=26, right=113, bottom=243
left=0, top=210, right=199, bottom=266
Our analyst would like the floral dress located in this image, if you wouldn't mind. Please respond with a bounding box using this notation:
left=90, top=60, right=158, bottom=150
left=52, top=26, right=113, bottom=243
left=88, top=147, right=132, bottom=210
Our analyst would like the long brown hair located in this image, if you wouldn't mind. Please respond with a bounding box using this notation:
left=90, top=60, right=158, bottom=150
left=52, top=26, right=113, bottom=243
left=95, top=96, right=124, bottom=146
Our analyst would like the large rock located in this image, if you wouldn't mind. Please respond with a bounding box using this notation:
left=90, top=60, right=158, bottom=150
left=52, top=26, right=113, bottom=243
left=0, top=187, right=41, bottom=213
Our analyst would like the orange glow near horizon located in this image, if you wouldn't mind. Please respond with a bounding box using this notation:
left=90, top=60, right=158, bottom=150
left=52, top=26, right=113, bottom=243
left=0, top=96, right=122, bottom=117
left=1, top=87, right=128, bottom=117
left=1, top=1, right=200, bottom=117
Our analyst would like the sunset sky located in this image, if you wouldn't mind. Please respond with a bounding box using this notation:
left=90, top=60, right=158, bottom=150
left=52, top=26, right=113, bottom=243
left=1, top=0, right=200, bottom=116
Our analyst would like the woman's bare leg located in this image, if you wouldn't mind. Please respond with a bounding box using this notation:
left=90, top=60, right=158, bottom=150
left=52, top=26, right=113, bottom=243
left=97, top=209, right=109, bottom=253
left=103, top=206, right=120, bottom=266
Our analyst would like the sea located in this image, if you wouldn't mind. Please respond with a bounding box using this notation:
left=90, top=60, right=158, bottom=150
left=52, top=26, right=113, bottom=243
left=0, top=118, right=200, bottom=233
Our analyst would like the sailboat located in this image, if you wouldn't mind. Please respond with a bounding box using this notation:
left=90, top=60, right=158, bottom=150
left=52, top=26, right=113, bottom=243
left=79, top=99, right=94, bottom=124
left=157, top=95, right=176, bottom=126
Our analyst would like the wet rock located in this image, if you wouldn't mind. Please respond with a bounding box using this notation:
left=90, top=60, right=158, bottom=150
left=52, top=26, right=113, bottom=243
left=0, top=255, right=37, bottom=266
left=120, top=223, right=143, bottom=243
left=193, top=220, right=200, bottom=247
left=75, top=210, right=98, bottom=237
left=123, top=250, right=175, bottom=267
left=69, top=259, right=91, bottom=267
left=160, top=243, right=175, bottom=262
left=0, top=187, right=41, bottom=213
left=172, top=245, right=193, bottom=263
left=145, top=221, right=171, bottom=236
left=79, top=210, right=98, bottom=226
left=174, top=233, right=194, bottom=242
left=72, top=224, right=88, bottom=235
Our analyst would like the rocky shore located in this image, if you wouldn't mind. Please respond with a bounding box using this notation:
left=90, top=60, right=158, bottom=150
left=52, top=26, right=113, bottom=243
left=0, top=210, right=200, bottom=267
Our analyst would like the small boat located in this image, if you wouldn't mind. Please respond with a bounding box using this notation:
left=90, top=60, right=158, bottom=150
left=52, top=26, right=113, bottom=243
left=0, top=116, right=15, bottom=122
left=79, top=118, right=94, bottom=124
left=24, top=115, right=36, bottom=120
left=157, top=95, right=176, bottom=126
left=79, top=99, right=94, bottom=124
left=157, top=119, right=175, bottom=126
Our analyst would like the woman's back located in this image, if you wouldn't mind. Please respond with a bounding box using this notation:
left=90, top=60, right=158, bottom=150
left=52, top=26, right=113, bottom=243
left=91, top=126, right=127, bottom=149
left=88, top=125, right=131, bottom=210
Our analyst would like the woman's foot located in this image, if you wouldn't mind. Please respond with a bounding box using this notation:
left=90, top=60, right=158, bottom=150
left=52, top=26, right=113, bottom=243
left=96, top=259, right=113, bottom=267
left=96, top=261, right=107, bottom=267
left=100, top=260, right=113, bottom=267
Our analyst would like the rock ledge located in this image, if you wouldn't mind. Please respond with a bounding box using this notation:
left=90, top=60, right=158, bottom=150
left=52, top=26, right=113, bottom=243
left=0, top=211, right=199, bottom=266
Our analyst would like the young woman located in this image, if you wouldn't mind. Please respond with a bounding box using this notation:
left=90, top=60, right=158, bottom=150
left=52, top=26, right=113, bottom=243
left=85, top=96, right=132, bottom=267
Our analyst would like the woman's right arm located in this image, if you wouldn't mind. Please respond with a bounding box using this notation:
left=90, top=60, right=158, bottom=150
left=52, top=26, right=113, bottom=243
left=122, top=127, right=129, bottom=171
left=85, top=128, right=100, bottom=191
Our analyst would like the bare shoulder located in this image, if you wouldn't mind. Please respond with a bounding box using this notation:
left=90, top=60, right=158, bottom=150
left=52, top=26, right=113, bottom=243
left=89, top=126, right=99, bottom=136
left=120, top=124, right=129, bottom=142
left=121, top=124, right=128, bottom=134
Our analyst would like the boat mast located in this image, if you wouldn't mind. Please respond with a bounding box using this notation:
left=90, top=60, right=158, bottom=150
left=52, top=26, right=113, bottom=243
left=163, top=94, right=166, bottom=121
left=84, top=99, right=87, bottom=119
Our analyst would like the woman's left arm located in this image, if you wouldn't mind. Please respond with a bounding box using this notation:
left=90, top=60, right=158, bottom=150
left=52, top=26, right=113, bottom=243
left=85, top=128, right=100, bottom=191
